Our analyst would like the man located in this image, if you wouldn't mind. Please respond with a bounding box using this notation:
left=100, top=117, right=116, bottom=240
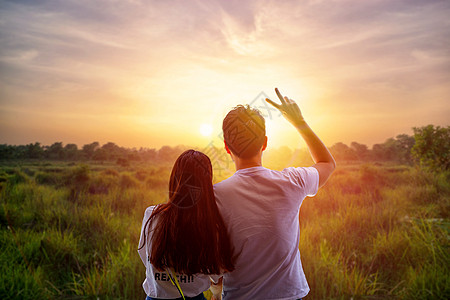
left=212, top=88, right=336, bottom=300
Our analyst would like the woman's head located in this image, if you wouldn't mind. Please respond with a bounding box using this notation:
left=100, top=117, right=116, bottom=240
left=168, top=150, right=212, bottom=209
left=140, top=149, right=235, bottom=275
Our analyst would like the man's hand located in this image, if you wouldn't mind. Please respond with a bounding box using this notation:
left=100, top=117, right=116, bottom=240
left=265, top=88, right=305, bottom=127
left=265, top=87, right=336, bottom=187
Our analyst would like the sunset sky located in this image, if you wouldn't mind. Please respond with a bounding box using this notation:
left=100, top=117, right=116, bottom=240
left=0, top=0, right=449, bottom=150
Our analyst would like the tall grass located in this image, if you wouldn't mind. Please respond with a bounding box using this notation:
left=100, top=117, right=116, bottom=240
left=0, top=162, right=168, bottom=299
left=0, top=161, right=448, bottom=299
left=300, top=165, right=449, bottom=299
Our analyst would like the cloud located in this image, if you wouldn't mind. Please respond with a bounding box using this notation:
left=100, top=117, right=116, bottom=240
left=0, top=0, right=449, bottom=147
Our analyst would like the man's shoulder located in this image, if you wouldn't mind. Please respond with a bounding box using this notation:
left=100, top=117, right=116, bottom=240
left=213, top=175, right=236, bottom=190
left=281, top=166, right=315, bottom=173
left=281, top=166, right=319, bottom=179
left=263, top=166, right=319, bottom=192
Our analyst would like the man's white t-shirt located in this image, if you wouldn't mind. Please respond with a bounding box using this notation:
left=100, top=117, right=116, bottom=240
left=138, top=206, right=217, bottom=298
left=214, top=166, right=319, bottom=300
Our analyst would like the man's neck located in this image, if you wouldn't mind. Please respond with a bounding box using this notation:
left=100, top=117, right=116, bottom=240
left=233, top=155, right=263, bottom=171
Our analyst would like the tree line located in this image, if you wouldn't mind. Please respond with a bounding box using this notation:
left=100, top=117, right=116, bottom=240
left=0, top=125, right=448, bottom=171
left=0, top=141, right=182, bottom=166
left=330, top=125, right=449, bottom=171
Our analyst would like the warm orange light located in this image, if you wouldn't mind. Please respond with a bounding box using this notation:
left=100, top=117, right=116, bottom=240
left=199, top=124, right=213, bottom=137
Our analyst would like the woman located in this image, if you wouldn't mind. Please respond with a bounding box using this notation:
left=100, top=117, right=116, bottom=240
left=138, top=150, right=234, bottom=300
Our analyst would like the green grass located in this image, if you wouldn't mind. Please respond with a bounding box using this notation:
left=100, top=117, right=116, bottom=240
left=299, top=165, right=449, bottom=299
left=0, top=161, right=448, bottom=299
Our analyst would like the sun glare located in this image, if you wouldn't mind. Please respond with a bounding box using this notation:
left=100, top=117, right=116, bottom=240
left=199, top=123, right=213, bottom=137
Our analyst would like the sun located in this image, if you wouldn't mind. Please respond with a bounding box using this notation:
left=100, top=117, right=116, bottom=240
left=199, top=123, right=213, bottom=137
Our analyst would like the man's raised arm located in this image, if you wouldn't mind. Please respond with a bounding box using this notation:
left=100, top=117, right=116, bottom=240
left=266, top=88, right=336, bottom=187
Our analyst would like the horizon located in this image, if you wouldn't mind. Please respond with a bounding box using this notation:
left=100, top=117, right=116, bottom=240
left=0, top=124, right=422, bottom=150
left=1, top=0, right=449, bottom=149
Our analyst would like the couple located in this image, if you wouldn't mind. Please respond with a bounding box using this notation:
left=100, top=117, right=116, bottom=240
left=138, top=88, right=336, bottom=300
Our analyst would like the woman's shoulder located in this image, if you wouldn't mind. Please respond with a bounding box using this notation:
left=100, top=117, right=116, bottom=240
left=144, top=205, right=158, bottom=218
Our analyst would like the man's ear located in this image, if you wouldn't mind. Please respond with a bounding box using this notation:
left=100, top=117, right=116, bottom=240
left=224, top=141, right=231, bottom=154
left=262, top=136, right=268, bottom=151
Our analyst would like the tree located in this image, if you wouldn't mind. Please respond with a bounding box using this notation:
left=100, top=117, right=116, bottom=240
left=82, top=142, right=99, bottom=160
left=158, top=145, right=184, bottom=162
left=382, top=138, right=401, bottom=161
left=64, top=144, right=79, bottom=160
left=46, top=142, right=64, bottom=160
left=101, top=142, right=122, bottom=160
left=25, top=142, right=44, bottom=159
left=371, top=143, right=387, bottom=161
left=139, top=148, right=157, bottom=161
left=92, top=148, right=108, bottom=162
left=412, top=125, right=450, bottom=171
left=369, top=135, right=413, bottom=163
left=0, top=144, right=13, bottom=159
left=395, top=134, right=415, bottom=164
left=330, top=142, right=357, bottom=161
left=351, top=142, right=369, bottom=161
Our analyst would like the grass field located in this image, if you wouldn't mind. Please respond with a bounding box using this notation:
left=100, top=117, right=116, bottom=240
left=0, top=158, right=449, bottom=299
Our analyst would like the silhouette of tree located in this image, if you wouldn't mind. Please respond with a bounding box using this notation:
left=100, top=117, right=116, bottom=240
left=82, top=142, right=99, bottom=160
left=64, top=144, right=79, bottom=160
left=370, top=134, right=414, bottom=163
left=101, top=142, right=123, bottom=160
left=25, top=142, right=44, bottom=159
left=351, top=142, right=369, bottom=161
left=0, top=144, right=16, bottom=159
left=395, top=134, right=415, bottom=164
left=330, top=142, right=357, bottom=161
left=371, top=143, right=387, bottom=161
left=92, top=148, right=108, bottom=162
left=46, top=142, right=64, bottom=159
left=158, top=145, right=185, bottom=162
left=139, top=148, right=157, bottom=161
left=2, top=126, right=445, bottom=171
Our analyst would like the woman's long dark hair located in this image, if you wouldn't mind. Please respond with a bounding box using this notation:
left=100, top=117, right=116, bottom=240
left=138, top=149, right=235, bottom=275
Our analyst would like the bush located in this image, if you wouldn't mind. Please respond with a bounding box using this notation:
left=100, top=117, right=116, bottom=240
left=64, top=165, right=90, bottom=187
left=88, top=175, right=117, bottom=194
left=35, top=172, right=61, bottom=185
left=360, top=164, right=383, bottom=183
left=116, top=158, right=130, bottom=167
left=21, top=167, right=35, bottom=177
left=134, top=170, right=149, bottom=181
left=101, top=169, right=119, bottom=177
left=145, top=177, right=168, bottom=190
left=119, top=174, right=139, bottom=189
left=7, top=170, right=29, bottom=185
left=0, top=172, right=8, bottom=183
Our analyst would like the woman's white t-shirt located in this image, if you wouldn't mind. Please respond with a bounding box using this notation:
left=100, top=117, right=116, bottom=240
left=138, top=206, right=218, bottom=298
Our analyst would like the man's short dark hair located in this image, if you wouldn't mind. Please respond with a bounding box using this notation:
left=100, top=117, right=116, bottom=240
left=222, top=105, right=266, bottom=159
